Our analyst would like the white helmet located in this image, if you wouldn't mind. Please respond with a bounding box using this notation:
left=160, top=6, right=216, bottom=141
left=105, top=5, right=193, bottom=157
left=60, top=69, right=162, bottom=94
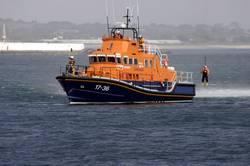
left=69, top=55, right=74, bottom=60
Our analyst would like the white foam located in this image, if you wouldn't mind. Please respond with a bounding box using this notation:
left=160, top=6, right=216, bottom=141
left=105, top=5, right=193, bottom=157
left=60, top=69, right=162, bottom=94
left=196, top=88, right=250, bottom=98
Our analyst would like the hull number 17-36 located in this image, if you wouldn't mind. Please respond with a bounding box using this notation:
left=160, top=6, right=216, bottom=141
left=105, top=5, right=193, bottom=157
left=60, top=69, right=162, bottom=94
left=95, top=85, right=110, bottom=91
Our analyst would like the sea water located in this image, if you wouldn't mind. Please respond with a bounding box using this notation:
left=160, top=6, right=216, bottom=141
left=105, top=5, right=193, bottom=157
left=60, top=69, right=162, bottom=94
left=0, top=49, right=250, bottom=165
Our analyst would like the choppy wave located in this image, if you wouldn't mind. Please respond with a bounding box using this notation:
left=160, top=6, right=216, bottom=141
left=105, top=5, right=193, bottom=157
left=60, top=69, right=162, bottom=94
left=196, top=88, right=250, bottom=98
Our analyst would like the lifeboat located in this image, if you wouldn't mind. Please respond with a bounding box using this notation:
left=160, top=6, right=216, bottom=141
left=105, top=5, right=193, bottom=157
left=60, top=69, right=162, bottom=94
left=56, top=9, right=195, bottom=104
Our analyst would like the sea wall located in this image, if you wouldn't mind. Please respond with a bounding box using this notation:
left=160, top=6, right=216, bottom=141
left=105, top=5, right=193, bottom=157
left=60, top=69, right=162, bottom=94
left=0, top=42, right=84, bottom=52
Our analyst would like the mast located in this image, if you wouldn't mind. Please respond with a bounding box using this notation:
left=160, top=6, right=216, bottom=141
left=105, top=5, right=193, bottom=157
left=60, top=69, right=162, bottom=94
left=136, top=0, right=140, bottom=35
left=106, top=16, right=110, bottom=35
left=137, top=16, right=140, bottom=36
left=108, top=7, right=139, bottom=39
left=123, top=8, right=131, bottom=28
left=105, top=0, right=110, bottom=36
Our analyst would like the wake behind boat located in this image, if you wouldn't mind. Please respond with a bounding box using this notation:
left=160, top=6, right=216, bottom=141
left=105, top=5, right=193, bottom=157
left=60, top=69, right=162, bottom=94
left=56, top=9, right=195, bottom=104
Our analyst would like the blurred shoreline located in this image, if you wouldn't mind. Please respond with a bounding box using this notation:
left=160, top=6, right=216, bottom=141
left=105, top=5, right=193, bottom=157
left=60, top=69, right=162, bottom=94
left=1, top=44, right=250, bottom=55
left=85, top=43, right=250, bottom=50
left=157, top=44, right=250, bottom=49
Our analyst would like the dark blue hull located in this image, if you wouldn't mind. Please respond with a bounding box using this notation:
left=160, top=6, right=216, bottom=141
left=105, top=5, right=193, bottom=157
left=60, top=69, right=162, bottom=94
left=56, top=76, right=195, bottom=104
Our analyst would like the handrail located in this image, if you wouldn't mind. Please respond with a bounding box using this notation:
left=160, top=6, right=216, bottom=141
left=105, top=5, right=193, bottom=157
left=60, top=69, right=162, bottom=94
left=61, top=65, right=193, bottom=84
left=139, top=45, right=161, bottom=55
left=62, top=65, right=154, bottom=81
left=176, top=71, right=193, bottom=83
left=165, top=81, right=176, bottom=93
left=139, top=45, right=167, bottom=68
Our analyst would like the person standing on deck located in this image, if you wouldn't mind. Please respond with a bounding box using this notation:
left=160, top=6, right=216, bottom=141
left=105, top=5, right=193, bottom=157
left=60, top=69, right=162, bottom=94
left=138, top=35, right=145, bottom=50
left=68, top=55, right=76, bottom=76
left=201, top=65, right=210, bottom=87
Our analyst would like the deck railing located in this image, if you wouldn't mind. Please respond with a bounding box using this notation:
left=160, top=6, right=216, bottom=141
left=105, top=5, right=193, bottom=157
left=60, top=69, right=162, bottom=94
left=62, top=65, right=193, bottom=83
left=62, top=65, right=154, bottom=81
left=176, top=71, right=193, bottom=83
left=139, top=45, right=159, bottom=54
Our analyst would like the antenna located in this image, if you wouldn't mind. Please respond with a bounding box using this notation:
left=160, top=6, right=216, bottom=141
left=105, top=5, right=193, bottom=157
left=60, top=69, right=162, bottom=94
left=111, top=0, right=116, bottom=23
left=136, top=0, right=140, bottom=35
left=105, top=0, right=110, bottom=35
left=2, top=24, right=6, bottom=42
left=106, top=16, right=110, bottom=35
left=123, top=8, right=132, bottom=28
left=105, top=0, right=108, bottom=16
left=136, top=0, right=140, bottom=17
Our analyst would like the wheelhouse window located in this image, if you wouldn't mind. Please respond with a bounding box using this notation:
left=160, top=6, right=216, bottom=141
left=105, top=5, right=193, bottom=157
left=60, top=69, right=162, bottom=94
left=134, top=59, right=138, bottom=65
left=98, top=56, right=106, bottom=62
left=123, top=57, right=128, bottom=64
left=129, top=58, right=133, bottom=65
left=89, top=56, right=97, bottom=63
left=107, top=57, right=116, bottom=63
left=145, top=59, right=148, bottom=67
left=150, top=60, right=153, bottom=67
left=116, top=57, right=121, bottom=63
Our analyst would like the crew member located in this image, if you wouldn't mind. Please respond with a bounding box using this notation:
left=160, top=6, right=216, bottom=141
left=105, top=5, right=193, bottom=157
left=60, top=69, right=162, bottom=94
left=201, top=65, right=209, bottom=87
left=138, top=35, right=145, bottom=50
left=68, top=55, right=76, bottom=76
left=162, top=56, right=169, bottom=68
left=114, top=30, right=123, bottom=39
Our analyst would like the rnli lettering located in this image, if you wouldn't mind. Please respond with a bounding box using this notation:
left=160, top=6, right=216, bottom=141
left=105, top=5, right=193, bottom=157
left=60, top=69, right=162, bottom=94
left=95, top=85, right=110, bottom=91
